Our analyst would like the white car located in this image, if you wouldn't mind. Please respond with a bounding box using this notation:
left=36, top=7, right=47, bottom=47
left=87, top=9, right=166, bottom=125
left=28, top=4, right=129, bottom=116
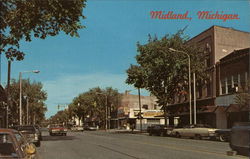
left=71, top=125, right=84, bottom=132
left=172, top=124, right=218, bottom=139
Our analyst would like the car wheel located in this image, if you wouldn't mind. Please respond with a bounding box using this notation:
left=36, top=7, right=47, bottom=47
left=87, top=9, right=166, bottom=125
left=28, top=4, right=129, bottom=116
left=219, top=134, right=227, bottom=142
left=175, top=132, right=181, bottom=138
left=194, top=134, right=202, bottom=140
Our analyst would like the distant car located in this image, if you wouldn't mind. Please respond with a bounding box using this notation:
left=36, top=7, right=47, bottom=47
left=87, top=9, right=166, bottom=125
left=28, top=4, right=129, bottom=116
left=71, top=125, right=84, bottom=132
left=0, top=128, right=37, bottom=159
left=11, top=125, right=41, bottom=147
left=172, top=124, right=218, bottom=139
left=147, top=125, right=173, bottom=136
left=49, top=124, right=67, bottom=136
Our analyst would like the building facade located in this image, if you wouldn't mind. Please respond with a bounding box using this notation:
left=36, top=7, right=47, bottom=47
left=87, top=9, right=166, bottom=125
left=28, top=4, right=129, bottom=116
left=215, top=48, right=249, bottom=128
left=116, top=91, right=163, bottom=130
left=166, top=26, right=250, bottom=128
left=0, top=85, right=7, bottom=128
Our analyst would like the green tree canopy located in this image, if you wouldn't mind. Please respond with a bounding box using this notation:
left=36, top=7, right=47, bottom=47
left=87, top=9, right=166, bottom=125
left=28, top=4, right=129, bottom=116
left=0, top=0, right=86, bottom=60
left=68, top=87, right=121, bottom=128
left=8, top=78, right=47, bottom=125
left=126, top=30, right=207, bottom=107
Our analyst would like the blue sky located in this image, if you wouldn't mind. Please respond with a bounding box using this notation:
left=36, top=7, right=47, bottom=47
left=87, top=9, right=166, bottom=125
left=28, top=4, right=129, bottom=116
left=1, top=0, right=249, bottom=118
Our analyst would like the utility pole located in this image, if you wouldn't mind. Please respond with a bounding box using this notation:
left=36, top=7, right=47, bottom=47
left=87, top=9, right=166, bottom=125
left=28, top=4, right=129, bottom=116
left=19, top=72, right=22, bottom=125
left=105, top=95, right=108, bottom=131
left=26, top=97, right=29, bottom=125
left=193, top=73, right=196, bottom=125
left=19, top=70, right=40, bottom=125
left=138, top=88, right=142, bottom=132
left=6, top=61, right=11, bottom=128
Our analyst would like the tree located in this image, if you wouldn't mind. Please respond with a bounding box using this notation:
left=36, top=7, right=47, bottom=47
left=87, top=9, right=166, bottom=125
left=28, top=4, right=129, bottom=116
left=49, top=110, right=69, bottom=125
left=8, top=78, right=47, bottom=125
left=126, top=30, right=206, bottom=120
left=68, top=87, right=121, bottom=128
left=0, top=0, right=86, bottom=60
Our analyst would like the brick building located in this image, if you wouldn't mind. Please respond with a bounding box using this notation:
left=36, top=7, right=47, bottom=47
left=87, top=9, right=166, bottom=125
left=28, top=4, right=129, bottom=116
left=215, top=48, right=249, bottom=128
left=165, top=26, right=250, bottom=128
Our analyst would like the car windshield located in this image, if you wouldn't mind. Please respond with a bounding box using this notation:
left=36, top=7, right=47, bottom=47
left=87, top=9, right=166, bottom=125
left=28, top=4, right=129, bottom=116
left=194, top=124, right=212, bottom=128
left=0, top=134, right=18, bottom=157
left=17, top=126, right=35, bottom=133
left=50, top=124, right=63, bottom=128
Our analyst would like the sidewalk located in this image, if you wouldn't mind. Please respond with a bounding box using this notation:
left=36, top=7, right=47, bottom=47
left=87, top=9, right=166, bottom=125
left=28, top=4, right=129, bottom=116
left=107, top=129, right=148, bottom=135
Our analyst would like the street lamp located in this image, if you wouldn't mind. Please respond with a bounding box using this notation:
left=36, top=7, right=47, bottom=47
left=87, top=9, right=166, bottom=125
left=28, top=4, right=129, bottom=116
left=96, top=93, right=108, bottom=131
left=169, top=48, right=192, bottom=125
left=19, top=70, right=40, bottom=125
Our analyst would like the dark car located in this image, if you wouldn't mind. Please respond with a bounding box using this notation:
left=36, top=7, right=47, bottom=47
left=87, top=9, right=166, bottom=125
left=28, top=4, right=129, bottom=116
left=147, top=125, right=173, bottom=136
left=230, top=122, right=250, bottom=156
left=215, top=129, right=231, bottom=142
left=11, top=125, right=41, bottom=147
left=0, top=128, right=37, bottom=159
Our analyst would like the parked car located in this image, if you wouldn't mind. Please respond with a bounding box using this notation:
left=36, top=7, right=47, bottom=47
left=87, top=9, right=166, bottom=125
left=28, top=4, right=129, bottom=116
left=0, top=128, right=37, bottom=159
left=71, top=125, right=84, bottom=132
left=34, top=125, right=42, bottom=141
left=230, top=122, right=250, bottom=156
left=84, top=125, right=97, bottom=131
left=215, top=129, right=231, bottom=142
left=11, top=125, right=41, bottom=147
left=147, top=125, right=173, bottom=136
left=172, top=124, right=218, bottom=139
left=49, top=124, right=67, bottom=136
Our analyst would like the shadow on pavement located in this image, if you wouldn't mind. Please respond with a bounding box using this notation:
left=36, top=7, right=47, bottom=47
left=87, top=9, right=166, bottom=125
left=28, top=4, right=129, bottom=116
left=42, top=135, right=76, bottom=141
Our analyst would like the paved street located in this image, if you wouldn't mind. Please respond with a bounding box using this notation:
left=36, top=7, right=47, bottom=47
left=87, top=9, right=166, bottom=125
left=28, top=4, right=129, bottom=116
left=37, top=131, right=247, bottom=159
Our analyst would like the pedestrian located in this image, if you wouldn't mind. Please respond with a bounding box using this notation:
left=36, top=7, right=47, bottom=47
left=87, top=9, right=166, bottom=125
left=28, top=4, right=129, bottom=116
left=131, top=123, right=135, bottom=133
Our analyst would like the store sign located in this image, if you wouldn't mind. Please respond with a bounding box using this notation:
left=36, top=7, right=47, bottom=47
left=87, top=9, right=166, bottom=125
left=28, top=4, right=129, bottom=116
left=143, top=110, right=164, bottom=117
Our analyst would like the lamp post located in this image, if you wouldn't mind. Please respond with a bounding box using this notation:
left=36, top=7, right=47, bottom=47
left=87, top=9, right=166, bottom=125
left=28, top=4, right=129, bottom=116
left=19, top=70, right=40, bottom=125
left=23, top=96, right=29, bottom=125
left=96, top=93, right=108, bottom=131
left=137, top=88, right=142, bottom=132
left=169, top=48, right=192, bottom=125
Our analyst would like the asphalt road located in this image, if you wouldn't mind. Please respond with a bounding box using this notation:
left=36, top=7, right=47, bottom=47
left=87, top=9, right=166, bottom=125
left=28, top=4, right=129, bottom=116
left=37, top=131, right=247, bottom=159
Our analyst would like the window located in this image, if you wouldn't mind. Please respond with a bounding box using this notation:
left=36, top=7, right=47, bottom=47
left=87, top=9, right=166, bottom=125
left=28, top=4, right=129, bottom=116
left=198, top=85, right=202, bottom=98
left=233, top=74, right=239, bottom=93
left=153, top=104, right=157, bottom=110
left=206, top=80, right=211, bottom=97
left=142, top=105, right=148, bottom=110
left=221, top=78, right=226, bottom=95
left=227, top=77, right=233, bottom=94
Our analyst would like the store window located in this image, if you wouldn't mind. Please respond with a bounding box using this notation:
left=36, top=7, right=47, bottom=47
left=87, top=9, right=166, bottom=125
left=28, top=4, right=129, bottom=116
left=221, top=78, right=226, bottom=95
left=227, top=77, right=233, bottom=94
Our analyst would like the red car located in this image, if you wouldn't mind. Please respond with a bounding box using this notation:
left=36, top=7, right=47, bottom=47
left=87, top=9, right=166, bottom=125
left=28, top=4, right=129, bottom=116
left=49, top=124, right=67, bottom=136
left=0, top=128, right=37, bottom=159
